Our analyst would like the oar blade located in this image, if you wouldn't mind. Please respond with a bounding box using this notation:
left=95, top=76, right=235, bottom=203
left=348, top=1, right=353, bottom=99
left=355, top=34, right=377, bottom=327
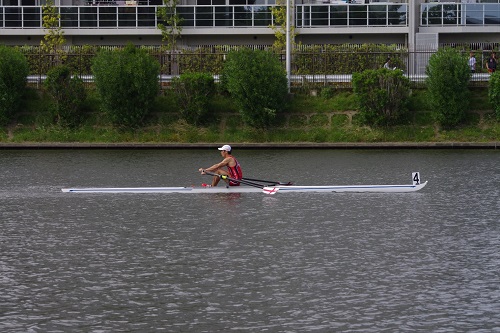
left=263, top=186, right=280, bottom=195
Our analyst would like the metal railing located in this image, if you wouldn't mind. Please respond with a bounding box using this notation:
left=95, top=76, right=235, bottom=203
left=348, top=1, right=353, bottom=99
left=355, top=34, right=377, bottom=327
left=0, top=3, right=408, bottom=29
left=22, top=48, right=493, bottom=89
left=4, top=3, right=500, bottom=30
left=421, top=3, right=500, bottom=26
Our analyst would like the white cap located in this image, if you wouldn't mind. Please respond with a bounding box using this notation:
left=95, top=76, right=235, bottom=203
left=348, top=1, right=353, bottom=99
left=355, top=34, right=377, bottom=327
left=218, top=144, right=232, bottom=151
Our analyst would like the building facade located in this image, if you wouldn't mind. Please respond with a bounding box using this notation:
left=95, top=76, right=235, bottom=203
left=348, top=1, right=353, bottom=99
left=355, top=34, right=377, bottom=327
left=1, top=0, right=500, bottom=50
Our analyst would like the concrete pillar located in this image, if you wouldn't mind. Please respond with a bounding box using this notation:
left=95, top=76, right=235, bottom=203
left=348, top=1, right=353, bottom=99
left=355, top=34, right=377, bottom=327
left=408, top=0, right=424, bottom=75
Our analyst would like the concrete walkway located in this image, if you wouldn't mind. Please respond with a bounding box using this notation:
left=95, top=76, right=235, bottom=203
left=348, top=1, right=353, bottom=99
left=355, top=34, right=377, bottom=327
left=0, top=142, right=499, bottom=149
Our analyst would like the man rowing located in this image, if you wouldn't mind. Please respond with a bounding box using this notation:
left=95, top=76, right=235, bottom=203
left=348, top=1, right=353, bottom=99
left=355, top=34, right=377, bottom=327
left=198, top=145, right=243, bottom=187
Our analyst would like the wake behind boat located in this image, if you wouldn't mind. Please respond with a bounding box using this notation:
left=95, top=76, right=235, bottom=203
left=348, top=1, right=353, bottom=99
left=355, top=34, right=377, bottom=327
left=61, top=172, right=427, bottom=194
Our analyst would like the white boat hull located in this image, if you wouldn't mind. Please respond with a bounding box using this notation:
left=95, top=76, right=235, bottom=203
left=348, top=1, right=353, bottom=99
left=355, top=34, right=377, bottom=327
left=62, top=181, right=427, bottom=194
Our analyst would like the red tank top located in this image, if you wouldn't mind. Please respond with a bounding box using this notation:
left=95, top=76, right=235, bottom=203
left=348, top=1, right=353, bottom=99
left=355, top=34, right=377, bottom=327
left=227, top=157, right=243, bottom=186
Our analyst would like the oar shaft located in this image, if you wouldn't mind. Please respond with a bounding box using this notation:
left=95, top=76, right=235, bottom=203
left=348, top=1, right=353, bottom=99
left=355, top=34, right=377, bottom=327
left=242, top=177, right=292, bottom=186
left=202, top=171, right=264, bottom=188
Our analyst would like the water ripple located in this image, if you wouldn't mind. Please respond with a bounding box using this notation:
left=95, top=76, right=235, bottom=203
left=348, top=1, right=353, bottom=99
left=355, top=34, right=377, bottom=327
left=1, top=150, right=500, bottom=332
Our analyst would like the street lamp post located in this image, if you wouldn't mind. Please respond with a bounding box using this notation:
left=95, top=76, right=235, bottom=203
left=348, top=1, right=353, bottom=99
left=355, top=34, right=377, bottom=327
left=286, top=0, right=291, bottom=92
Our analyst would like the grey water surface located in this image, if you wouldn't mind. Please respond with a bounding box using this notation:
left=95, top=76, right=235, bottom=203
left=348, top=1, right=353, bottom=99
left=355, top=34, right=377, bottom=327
left=1, top=149, right=499, bottom=332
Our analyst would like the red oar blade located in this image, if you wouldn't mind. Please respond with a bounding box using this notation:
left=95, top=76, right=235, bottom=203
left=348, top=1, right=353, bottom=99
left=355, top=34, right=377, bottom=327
left=263, top=187, right=280, bottom=195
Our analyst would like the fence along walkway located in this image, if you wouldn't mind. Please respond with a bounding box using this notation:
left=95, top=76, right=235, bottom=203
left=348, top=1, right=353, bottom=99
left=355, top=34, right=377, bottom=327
left=23, top=43, right=497, bottom=88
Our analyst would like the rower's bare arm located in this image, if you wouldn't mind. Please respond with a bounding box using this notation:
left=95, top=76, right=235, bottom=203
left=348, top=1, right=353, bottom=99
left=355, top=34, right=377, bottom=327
left=200, top=157, right=231, bottom=173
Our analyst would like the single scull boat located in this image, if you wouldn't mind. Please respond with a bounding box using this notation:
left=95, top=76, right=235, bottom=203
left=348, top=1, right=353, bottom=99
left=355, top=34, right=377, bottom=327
left=62, top=172, right=427, bottom=194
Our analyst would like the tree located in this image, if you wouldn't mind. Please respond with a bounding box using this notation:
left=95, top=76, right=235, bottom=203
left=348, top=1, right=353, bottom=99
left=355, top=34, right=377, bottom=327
left=270, top=0, right=297, bottom=51
left=172, top=73, right=215, bottom=125
left=157, top=0, right=183, bottom=52
left=221, top=48, right=288, bottom=128
left=40, top=0, right=66, bottom=66
left=157, top=0, right=184, bottom=76
left=426, top=47, right=471, bottom=128
left=0, top=46, right=29, bottom=126
left=488, top=71, right=500, bottom=121
left=44, top=65, right=86, bottom=127
left=92, top=44, right=160, bottom=128
left=352, top=68, right=411, bottom=126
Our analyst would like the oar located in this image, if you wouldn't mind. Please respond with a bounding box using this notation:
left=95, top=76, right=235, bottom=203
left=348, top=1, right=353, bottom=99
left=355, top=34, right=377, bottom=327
left=242, top=177, right=293, bottom=186
left=262, top=186, right=280, bottom=195
left=201, top=170, right=265, bottom=189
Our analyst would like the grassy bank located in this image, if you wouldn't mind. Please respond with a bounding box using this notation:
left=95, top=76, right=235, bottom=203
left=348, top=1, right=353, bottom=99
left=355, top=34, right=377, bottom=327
left=2, top=87, right=499, bottom=144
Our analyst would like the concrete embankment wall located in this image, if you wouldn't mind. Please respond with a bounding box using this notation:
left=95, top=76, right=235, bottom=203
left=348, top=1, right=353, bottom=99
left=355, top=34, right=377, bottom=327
left=0, top=142, right=498, bottom=149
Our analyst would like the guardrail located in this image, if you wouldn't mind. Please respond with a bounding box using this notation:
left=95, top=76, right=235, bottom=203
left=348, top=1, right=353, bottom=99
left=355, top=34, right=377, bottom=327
left=26, top=73, right=492, bottom=87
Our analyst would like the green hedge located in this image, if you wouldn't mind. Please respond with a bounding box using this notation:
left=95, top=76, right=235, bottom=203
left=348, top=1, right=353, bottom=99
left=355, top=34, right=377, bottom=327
left=426, top=47, right=471, bottom=128
left=0, top=45, right=29, bottom=126
left=172, top=72, right=215, bottom=125
left=352, top=68, right=411, bottom=126
left=44, top=65, right=87, bottom=127
left=91, top=44, right=160, bottom=127
left=221, top=48, right=288, bottom=128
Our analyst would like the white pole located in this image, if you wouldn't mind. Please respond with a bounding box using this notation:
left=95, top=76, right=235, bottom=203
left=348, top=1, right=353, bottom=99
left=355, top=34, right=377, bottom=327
left=286, top=0, right=291, bottom=92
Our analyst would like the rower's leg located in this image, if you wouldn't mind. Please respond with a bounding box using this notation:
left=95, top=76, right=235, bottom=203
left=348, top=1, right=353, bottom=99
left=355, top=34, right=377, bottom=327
left=212, top=175, right=220, bottom=187
left=212, top=170, right=230, bottom=187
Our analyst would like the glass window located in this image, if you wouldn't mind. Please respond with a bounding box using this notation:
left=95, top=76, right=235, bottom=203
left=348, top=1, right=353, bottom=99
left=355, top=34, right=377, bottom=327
left=295, top=5, right=302, bottom=27
left=23, top=6, right=40, bottom=27
left=80, top=7, right=97, bottom=27
left=195, top=6, right=214, bottom=26
left=388, top=4, right=406, bottom=26
left=426, top=4, right=442, bottom=25
left=331, top=5, right=347, bottom=26
left=138, top=6, right=156, bottom=27
left=215, top=6, right=232, bottom=26
left=484, top=4, right=500, bottom=25
left=177, top=6, right=194, bottom=26
left=4, top=0, right=20, bottom=6
left=464, top=4, right=483, bottom=25
left=98, top=7, right=117, bottom=27
left=442, top=4, right=458, bottom=25
left=118, top=7, right=136, bottom=27
left=5, top=7, right=22, bottom=27
left=310, top=5, right=328, bottom=26
left=348, top=5, right=367, bottom=26
left=254, top=6, right=271, bottom=26
left=368, top=4, right=386, bottom=26
left=234, top=6, right=251, bottom=26
left=61, top=7, right=78, bottom=28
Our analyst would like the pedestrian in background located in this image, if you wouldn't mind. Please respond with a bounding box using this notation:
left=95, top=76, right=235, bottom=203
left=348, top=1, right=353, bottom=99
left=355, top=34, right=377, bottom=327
left=486, top=52, right=497, bottom=73
left=468, top=51, right=476, bottom=73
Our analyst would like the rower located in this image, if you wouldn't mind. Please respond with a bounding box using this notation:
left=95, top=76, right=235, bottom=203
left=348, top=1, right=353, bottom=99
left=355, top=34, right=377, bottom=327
left=199, top=145, right=243, bottom=187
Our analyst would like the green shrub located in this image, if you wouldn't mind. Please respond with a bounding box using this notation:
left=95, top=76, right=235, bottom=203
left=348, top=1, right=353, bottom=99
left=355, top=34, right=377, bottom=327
left=0, top=46, right=29, bottom=126
left=221, top=48, right=288, bottom=128
left=178, top=47, right=225, bottom=75
left=488, top=71, right=500, bottom=120
left=171, top=72, right=215, bottom=125
left=426, top=47, right=471, bottom=128
left=44, top=65, right=86, bottom=127
left=352, top=68, right=411, bottom=126
left=320, top=87, right=335, bottom=99
left=91, top=43, right=160, bottom=127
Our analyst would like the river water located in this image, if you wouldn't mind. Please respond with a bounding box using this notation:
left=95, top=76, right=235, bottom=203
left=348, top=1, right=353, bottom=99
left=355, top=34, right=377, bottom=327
left=1, top=149, right=499, bottom=332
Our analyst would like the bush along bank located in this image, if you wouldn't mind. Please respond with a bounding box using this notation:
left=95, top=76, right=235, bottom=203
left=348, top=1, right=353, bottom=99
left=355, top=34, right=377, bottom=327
left=1, top=45, right=499, bottom=144
left=4, top=87, right=499, bottom=144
